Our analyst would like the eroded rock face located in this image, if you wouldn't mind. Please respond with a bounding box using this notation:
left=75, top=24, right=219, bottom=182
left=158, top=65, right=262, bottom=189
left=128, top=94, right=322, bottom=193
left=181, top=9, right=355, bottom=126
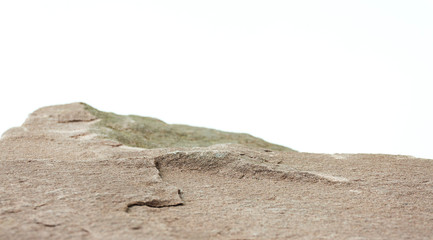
left=1, top=103, right=432, bottom=239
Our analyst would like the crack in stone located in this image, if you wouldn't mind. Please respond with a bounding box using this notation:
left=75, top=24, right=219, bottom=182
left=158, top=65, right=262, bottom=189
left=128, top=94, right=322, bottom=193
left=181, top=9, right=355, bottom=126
left=35, top=221, right=60, bottom=228
left=58, top=118, right=97, bottom=123
left=125, top=200, right=183, bottom=212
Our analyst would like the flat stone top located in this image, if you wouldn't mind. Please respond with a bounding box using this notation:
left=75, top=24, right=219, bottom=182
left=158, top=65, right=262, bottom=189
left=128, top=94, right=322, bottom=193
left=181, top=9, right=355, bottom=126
left=1, top=103, right=432, bottom=239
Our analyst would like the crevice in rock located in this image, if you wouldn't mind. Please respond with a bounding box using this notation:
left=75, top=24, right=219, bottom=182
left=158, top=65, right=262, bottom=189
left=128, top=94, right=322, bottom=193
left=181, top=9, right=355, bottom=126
left=58, top=118, right=97, bottom=123
left=154, top=159, right=163, bottom=179
left=125, top=200, right=183, bottom=213
left=33, top=202, right=49, bottom=210
left=70, top=133, right=89, bottom=139
left=35, top=221, right=60, bottom=228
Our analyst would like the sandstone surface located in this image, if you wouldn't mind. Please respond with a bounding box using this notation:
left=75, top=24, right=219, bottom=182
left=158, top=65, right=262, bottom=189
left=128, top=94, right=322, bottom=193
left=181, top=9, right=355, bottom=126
left=1, top=103, right=432, bottom=239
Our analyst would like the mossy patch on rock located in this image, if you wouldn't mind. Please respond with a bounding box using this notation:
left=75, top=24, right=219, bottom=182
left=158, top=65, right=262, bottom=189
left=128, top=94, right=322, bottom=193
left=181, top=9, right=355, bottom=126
left=82, top=103, right=294, bottom=151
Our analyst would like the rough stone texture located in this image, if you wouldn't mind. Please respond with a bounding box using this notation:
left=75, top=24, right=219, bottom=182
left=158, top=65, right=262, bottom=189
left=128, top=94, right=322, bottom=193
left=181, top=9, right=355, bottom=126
left=1, top=103, right=432, bottom=239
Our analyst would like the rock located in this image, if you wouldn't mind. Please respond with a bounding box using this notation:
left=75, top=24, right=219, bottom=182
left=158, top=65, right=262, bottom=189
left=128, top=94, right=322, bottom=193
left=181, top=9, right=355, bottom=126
left=0, top=103, right=432, bottom=239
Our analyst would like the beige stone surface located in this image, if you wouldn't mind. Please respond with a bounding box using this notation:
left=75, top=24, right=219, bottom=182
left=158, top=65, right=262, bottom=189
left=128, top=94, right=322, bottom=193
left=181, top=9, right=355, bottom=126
left=1, top=103, right=432, bottom=239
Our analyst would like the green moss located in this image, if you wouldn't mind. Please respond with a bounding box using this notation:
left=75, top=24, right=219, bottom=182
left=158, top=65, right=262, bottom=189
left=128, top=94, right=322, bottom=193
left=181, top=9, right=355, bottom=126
left=82, top=103, right=295, bottom=151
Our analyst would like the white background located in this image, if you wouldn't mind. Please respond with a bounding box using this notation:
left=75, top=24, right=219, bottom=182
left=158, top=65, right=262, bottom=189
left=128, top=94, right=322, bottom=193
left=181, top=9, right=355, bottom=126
left=1, top=1, right=432, bottom=159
